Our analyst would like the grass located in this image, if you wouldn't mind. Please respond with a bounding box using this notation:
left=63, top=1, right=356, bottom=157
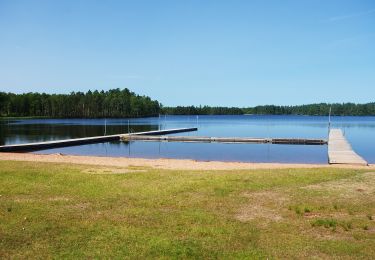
left=311, top=218, right=338, bottom=229
left=0, top=161, right=374, bottom=259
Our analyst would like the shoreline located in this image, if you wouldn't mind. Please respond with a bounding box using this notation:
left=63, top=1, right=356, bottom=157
left=0, top=152, right=373, bottom=170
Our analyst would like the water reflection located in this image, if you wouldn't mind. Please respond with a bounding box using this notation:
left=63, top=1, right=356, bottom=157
left=0, top=121, right=157, bottom=145
left=0, top=115, right=374, bottom=163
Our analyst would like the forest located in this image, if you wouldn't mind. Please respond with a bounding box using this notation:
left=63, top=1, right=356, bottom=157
left=0, top=88, right=160, bottom=118
left=163, top=103, right=375, bottom=116
left=0, top=89, right=374, bottom=117
left=161, top=106, right=243, bottom=115
left=243, top=103, right=375, bottom=116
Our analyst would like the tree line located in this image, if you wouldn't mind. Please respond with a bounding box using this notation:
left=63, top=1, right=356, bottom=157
left=1, top=88, right=374, bottom=117
left=0, top=88, right=160, bottom=118
left=162, top=103, right=375, bottom=116
left=243, top=103, right=375, bottom=116
left=161, top=106, right=244, bottom=115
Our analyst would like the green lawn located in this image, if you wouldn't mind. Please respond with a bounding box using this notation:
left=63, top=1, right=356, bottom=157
left=0, top=161, right=374, bottom=259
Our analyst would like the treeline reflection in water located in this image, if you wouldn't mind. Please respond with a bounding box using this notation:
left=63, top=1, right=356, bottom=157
left=0, top=115, right=374, bottom=164
left=0, top=120, right=157, bottom=145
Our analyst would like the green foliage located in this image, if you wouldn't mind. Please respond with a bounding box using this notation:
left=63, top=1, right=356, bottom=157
left=162, top=105, right=244, bottom=115
left=163, top=103, right=375, bottom=116
left=311, top=218, right=338, bottom=229
left=311, top=219, right=357, bottom=232
left=243, top=103, right=375, bottom=116
left=0, top=88, right=160, bottom=118
left=340, top=221, right=353, bottom=231
left=1, top=89, right=374, bottom=117
left=295, top=207, right=302, bottom=215
left=291, top=205, right=312, bottom=215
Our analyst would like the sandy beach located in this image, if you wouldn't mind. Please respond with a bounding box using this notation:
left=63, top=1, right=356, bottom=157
left=0, top=152, right=372, bottom=170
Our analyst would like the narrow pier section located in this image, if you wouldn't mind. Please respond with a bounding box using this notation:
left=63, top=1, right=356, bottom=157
left=0, top=127, right=197, bottom=152
left=122, top=135, right=327, bottom=145
left=328, top=129, right=368, bottom=165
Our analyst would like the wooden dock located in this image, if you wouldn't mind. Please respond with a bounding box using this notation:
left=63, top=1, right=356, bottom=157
left=0, top=128, right=198, bottom=152
left=122, top=135, right=327, bottom=145
left=328, top=129, right=368, bottom=165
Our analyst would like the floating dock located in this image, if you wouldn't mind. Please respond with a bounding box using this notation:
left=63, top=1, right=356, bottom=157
left=0, top=128, right=198, bottom=152
left=328, top=129, right=368, bottom=165
left=122, top=135, right=327, bottom=145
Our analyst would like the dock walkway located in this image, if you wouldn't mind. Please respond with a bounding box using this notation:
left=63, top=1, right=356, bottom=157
left=328, top=129, right=368, bottom=165
left=0, top=128, right=197, bottom=152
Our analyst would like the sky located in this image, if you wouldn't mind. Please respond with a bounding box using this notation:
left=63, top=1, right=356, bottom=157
left=0, top=0, right=374, bottom=106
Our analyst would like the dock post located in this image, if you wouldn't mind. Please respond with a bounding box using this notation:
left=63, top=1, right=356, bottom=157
left=328, top=106, right=332, bottom=138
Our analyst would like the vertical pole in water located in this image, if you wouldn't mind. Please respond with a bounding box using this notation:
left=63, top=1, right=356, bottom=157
left=158, top=114, right=160, bottom=131
left=196, top=115, right=199, bottom=128
left=328, top=106, right=332, bottom=137
left=341, top=115, right=346, bottom=136
left=104, top=119, right=107, bottom=135
left=128, top=119, right=131, bottom=156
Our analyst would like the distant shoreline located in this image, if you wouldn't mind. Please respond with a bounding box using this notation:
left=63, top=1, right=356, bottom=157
left=2, top=114, right=375, bottom=120
left=1, top=89, right=374, bottom=117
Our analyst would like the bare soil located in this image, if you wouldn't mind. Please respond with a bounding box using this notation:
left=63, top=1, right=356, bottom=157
left=0, top=152, right=373, bottom=170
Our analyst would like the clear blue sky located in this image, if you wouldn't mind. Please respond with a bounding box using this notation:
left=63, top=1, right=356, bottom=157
left=0, top=0, right=374, bottom=106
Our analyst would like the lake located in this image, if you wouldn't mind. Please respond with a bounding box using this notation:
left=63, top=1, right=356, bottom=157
left=0, top=115, right=374, bottom=164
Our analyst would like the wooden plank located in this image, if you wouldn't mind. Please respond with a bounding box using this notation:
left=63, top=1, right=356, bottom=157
left=328, top=129, right=368, bottom=165
left=122, top=135, right=327, bottom=145
left=0, top=127, right=198, bottom=152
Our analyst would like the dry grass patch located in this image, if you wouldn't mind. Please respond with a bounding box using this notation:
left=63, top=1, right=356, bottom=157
left=305, top=171, right=375, bottom=197
left=235, top=190, right=289, bottom=222
left=10, top=195, right=71, bottom=203
left=67, top=202, right=91, bottom=210
left=82, top=167, right=146, bottom=175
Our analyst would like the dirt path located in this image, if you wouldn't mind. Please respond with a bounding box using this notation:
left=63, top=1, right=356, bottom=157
left=0, top=152, right=373, bottom=170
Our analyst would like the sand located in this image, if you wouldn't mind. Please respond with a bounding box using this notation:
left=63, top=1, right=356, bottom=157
left=0, top=152, right=373, bottom=170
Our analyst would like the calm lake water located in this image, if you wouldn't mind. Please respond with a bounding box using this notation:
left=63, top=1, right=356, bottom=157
left=0, top=115, right=374, bottom=164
